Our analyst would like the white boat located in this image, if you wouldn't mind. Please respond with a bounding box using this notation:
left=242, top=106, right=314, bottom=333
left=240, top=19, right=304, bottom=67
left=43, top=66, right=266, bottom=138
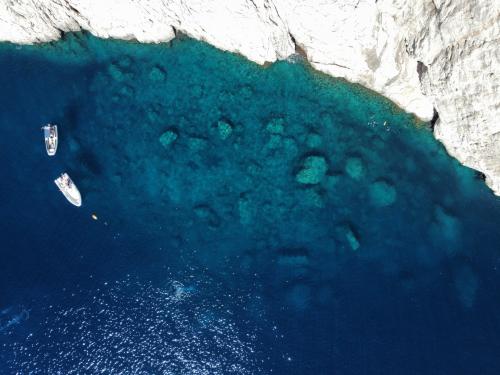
left=42, top=124, right=58, bottom=156
left=54, top=173, right=82, bottom=207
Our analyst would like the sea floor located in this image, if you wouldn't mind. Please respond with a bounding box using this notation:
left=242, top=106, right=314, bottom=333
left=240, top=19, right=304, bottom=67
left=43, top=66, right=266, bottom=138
left=0, top=33, right=500, bottom=374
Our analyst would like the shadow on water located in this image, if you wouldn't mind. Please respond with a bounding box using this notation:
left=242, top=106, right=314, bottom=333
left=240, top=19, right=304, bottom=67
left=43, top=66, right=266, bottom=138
left=61, top=102, right=80, bottom=131
left=76, top=148, right=103, bottom=176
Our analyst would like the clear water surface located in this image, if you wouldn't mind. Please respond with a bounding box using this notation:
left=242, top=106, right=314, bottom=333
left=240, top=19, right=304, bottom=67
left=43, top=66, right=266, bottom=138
left=0, top=33, right=500, bottom=374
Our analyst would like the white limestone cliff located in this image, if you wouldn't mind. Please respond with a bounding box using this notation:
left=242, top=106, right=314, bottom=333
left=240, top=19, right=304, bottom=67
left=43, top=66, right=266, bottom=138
left=1, top=0, right=498, bottom=194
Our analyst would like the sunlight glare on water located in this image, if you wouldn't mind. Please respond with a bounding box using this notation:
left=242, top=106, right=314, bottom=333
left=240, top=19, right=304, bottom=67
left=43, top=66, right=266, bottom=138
left=9, top=278, right=264, bottom=374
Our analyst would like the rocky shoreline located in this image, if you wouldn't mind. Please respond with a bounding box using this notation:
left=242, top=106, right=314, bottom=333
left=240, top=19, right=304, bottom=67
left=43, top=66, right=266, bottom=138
left=1, top=0, right=498, bottom=194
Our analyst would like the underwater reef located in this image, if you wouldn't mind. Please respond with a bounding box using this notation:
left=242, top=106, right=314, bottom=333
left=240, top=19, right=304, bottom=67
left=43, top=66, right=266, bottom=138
left=11, top=33, right=494, bottom=308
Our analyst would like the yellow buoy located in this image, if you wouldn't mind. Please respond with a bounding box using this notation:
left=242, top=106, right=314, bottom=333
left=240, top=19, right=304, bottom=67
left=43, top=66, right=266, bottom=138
left=91, top=213, right=98, bottom=220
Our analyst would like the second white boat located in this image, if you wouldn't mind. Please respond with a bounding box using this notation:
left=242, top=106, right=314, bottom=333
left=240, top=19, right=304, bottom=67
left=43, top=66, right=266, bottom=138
left=54, top=173, right=82, bottom=207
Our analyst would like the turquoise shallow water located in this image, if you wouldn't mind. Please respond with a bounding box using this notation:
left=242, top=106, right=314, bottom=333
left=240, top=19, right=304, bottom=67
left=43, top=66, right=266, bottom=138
left=0, top=33, right=500, bottom=374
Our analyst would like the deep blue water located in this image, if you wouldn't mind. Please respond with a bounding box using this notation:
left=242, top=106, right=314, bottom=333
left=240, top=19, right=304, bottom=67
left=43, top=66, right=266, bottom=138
left=1, top=33, right=500, bottom=374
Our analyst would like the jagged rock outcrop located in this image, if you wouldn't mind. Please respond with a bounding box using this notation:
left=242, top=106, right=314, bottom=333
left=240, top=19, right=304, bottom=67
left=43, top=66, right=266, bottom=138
left=1, top=0, right=498, bottom=194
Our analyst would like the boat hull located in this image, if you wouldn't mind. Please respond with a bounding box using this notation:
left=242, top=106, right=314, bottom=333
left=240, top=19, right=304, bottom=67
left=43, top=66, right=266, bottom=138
left=42, top=124, right=58, bottom=156
left=54, top=173, right=82, bottom=207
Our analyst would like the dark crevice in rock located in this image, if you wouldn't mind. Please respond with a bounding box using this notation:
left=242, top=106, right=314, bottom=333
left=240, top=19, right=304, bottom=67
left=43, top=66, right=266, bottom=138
left=417, top=60, right=428, bottom=83
left=429, top=108, right=439, bottom=130
left=475, top=171, right=486, bottom=181
left=248, top=0, right=259, bottom=11
left=54, top=27, right=65, bottom=40
left=288, top=32, right=307, bottom=59
left=67, top=4, right=81, bottom=16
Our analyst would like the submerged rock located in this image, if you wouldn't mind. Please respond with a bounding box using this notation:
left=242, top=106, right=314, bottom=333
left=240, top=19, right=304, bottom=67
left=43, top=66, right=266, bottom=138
left=336, top=224, right=360, bottom=251
left=108, top=63, right=126, bottom=82
left=283, top=137, right=299, bottom=158
left=194, top=204, right=220, bottom=228
left=296, top=155, right=328, bottom=185
left=188, top=136, right=208, bottom=151
left=146, top=105, right=162, bottom=123
left=159, top=129, right=178, bottom=148
left=217, top=120, right=233, bottom=140
left=345, top=157, right=365, bottom=180
left=322, top=174, right=340, bottom=191
left=238, top=194, right=253, bottom=225
left=149, top=65, right=166, bottom=81
left=276, top=248, right=310, bottom=279
left=266, top=118, right=285, bottom=134
left=119, top=85, right=134, bottom=97
left=302, top=188, right=325, bottom=208
left=305, top=133, right=322, bottom=148
left=345, top=230, right=360, bottom=251
left=67, top=137, right=81, bottom=153
left=432, top=205, right=461, bottom=244
left=277, top=254, right=309, bottom=267
left=286, top=284, right=312, bottom=311
left=369, top=180, right=397, bottom=207
left=453, top=263, right=479, bottom=309
left=266, top=134, right=283, bottom=150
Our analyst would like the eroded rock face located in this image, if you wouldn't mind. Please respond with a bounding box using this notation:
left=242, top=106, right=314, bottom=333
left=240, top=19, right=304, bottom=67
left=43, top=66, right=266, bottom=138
left=0, top=0, right=498, bottom=194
